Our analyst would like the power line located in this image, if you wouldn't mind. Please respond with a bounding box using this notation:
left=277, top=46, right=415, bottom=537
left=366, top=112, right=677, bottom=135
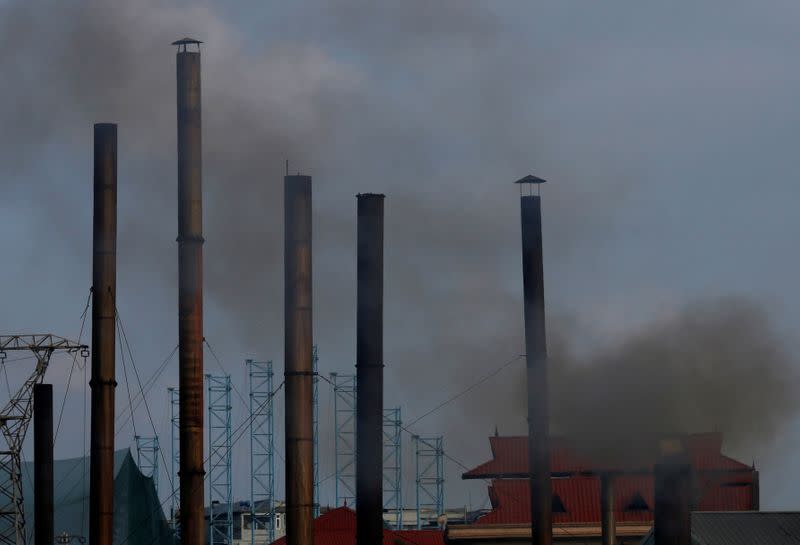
left=116, top=308, right=176, bottom=495
left=53, top=343, right=177, bottom=500
left=115, top=344, right=178, bottom=434
left=117, top=318, right=139, bottom=439
left=204, top=338, right=250, bottom=410
left=117, top=381, right=285, bottom=545
left=406, top=354, right=524, bottom=428
left=55, top=289, right=92, bottom=442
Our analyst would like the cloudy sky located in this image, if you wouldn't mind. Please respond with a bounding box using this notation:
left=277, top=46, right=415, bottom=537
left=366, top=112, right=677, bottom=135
left=2, top=0, right=800, bottom=516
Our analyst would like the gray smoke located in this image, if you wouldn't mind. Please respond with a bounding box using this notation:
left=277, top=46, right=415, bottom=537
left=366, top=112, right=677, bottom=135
left=547, top=297, right=799, bottom=465
left=1, top=0, right=794, bottom=508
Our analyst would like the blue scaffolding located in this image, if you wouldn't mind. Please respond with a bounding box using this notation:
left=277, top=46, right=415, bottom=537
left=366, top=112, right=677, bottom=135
left=414, top=435, right=444, bottom=529
left=207, top=374, right=233, bottom=545
left=168, top=387, right=180, bottom=541
left=248, top=359, right=275, bottom=545
left=134, top=435, right=160, bottom=492
left=331, top=372, right=356, bottom=507
left=383, top=408, right=402, bottom=529
left=312, top=345, right=320, bottom=517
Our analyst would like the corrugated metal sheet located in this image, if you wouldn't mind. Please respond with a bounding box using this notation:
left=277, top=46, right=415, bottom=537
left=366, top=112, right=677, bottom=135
left=476, top=475, right=754, bottom=526
left=639, top=512, right=800, bottom=545
left=270, top=507, right=444, bottom=545
left=464, top=433, right=753, bottom=479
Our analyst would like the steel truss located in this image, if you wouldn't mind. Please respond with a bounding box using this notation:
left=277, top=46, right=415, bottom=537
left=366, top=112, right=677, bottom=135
left=331, top=372, right=356, bottom=507
left=414, top=435, right=444, bottom=529
left=248, top=360, right=275, bottom=545
left=135, top=435, right=160, bottom=492
left=207, top=374, right=233, bottom=545
left=0, top=334, right=88, bottom=545
left=383, top=407, right=402, bottom=529
left=168, top=387, right=180, bottom=542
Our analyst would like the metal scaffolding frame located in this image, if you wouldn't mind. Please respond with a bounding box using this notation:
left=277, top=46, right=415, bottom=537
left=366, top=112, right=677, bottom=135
left=207, top=374, right=233, bottom=545
left=168, top=387, right=180, bottom=541
left=414, top=435, right=444, bottom=529
left=0, top=334, right=88, bottom=545
left=312, top=346, right=319, bottom=518
left=331, top=372, right=356, bottom=507
left=248, top=360, right=275, bottom=545
left=383, top=407, right=402, bottom=529
left=134, top=435, right=160, bottom=492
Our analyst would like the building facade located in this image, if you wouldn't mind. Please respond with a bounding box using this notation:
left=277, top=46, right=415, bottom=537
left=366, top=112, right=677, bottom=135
left=447, top=433, right=758, bottom=544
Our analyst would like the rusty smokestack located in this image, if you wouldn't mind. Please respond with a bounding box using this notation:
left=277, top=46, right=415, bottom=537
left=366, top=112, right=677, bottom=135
left=89, top=122, right=117, bottom=545
left=654, top=463, right=692, bottom=545
left=518, top=175, right=552, bottom=545
left=654, top=440, right=692, bottom=545
left=174, top=37, right=205, bottom=545
left=285, top=174, right=314, bottom=545
left=355, top=193, right=385, bottom=545
left=34, top=383, right=53, bottom=545
left=600, top=473, right=616, bottom=545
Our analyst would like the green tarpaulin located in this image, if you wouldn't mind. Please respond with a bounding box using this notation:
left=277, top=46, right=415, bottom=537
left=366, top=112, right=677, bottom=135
left=16, top=448, right=173, bottom=545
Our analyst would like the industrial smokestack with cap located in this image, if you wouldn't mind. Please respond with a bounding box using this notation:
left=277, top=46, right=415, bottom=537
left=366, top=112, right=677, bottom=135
left=517, top=174, right=552, bottom=545
left=89, top=122, right=117, bottom=545
left=355, top=193, right=385, bottom=545
left=284, top=173, right=314, bottom=545
left=173, top=36, right=205, bottom=545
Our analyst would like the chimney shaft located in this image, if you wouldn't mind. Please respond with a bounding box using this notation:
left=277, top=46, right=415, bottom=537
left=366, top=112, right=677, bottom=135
left=89, top=122, right=117, bottom=545
left=654, top=463, right=692, bottom=545
left=601, top=474, right=616, bottom=545
left=355, top=194, right=385, bottom=545
left=520, top=195, right=552, bottom=545
left=176, top=48, right=205, bottom=545
left=284, top=174, right=314, bottom=545
left=34, top=384, right=53, bottom=545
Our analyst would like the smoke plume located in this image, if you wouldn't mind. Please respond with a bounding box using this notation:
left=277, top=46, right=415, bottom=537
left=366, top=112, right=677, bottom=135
left=548, top=297, right=799, bottom=464
left=1, top=0, right=797, bottom=508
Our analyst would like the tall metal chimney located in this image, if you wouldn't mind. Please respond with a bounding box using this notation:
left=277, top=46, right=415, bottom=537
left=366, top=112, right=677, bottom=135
left=284, top=174, right=314, bottom=545
left=654, top=462, right=692, bottom=545
left=355, top=193, right=385, bottom=545
left=89, top=122, right=117, bottom=545
left=517, top=175, right=552, bottom=545
left=600, top=473, right=616, bottom=545
left=34, top=383, right=53, bottom=545
left=173, top=37, right=205, bottom=545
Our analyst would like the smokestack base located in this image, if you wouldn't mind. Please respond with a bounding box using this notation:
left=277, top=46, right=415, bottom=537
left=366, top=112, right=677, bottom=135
left=654, top=463, right=692, bottom=545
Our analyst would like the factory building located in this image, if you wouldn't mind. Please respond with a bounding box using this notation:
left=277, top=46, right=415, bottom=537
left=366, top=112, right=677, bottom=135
left=447, top=432, right=757, bottom=544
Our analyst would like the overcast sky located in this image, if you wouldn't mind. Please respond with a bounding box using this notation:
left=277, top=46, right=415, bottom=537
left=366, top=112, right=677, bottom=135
left=2, top=0, right=800, bottom=515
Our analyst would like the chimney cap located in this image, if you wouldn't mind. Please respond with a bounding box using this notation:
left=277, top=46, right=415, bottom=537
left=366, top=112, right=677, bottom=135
left=514, top=174, right=547, bottom=185
left=172, top=37, right=203, bottom=51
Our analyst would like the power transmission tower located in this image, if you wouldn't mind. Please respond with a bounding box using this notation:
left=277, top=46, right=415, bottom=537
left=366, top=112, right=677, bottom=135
left=248, top=360, right=275, bottom=545
left=312, top=346, right=319, bottom=517
left=207, top=374, right=233, bottom=545
left=0, top=334, right=88, bottom=545
left=135, top=435, right=160, bottom=492
left=383, top=407, right=402, bottom=529
left=414, top=435, right=444, bottom=529
left=168, top=387, right=180, bottom=542
left=331, top=372, right=356, bottom=507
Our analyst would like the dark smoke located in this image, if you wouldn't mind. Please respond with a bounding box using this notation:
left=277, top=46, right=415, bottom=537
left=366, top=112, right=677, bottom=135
left=1, top=0, right=790, bottom=508
left=0, top=0, right=615, bottom=503
left=548, top=297, right=799, bottom=464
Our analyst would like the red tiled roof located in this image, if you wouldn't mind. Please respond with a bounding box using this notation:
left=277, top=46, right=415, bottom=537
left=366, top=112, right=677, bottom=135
left=476, top=474, right=755, bottom=525
left=270, top=507, right=445, bottom=545
left=463, top=433, right=752, bottom=478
